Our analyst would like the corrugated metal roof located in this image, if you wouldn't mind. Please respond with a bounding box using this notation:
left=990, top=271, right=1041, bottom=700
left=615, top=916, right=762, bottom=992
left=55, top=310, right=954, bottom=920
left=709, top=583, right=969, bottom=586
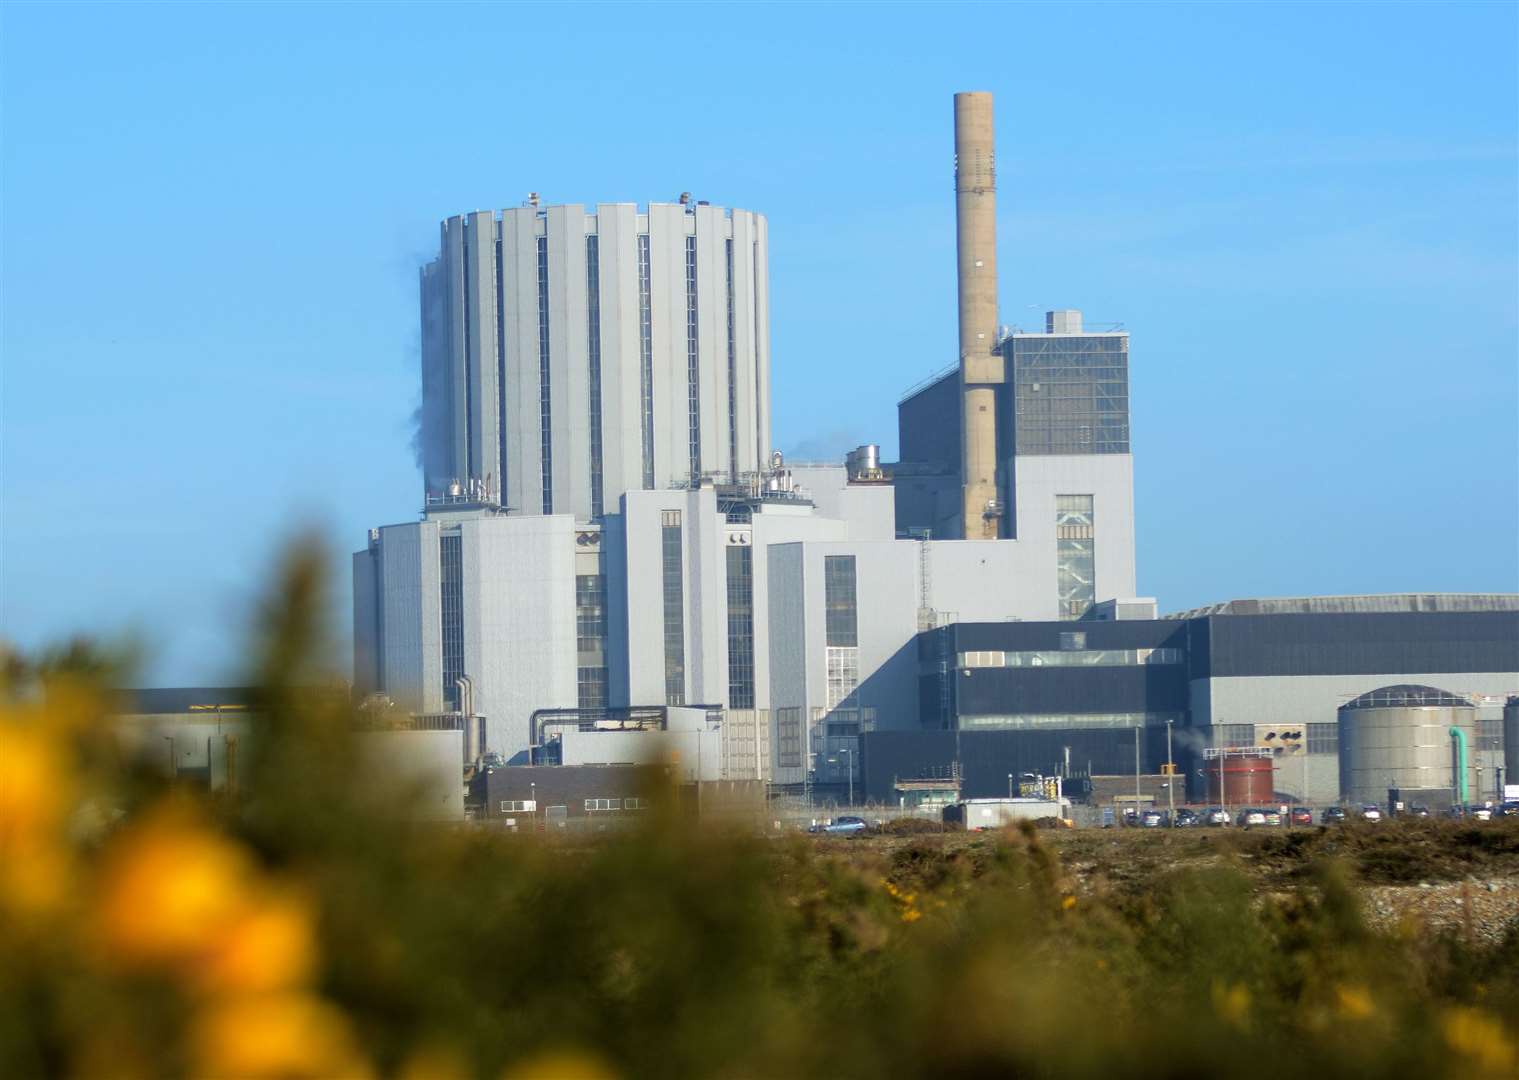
left=1163, top=594, right=1519, bottom=619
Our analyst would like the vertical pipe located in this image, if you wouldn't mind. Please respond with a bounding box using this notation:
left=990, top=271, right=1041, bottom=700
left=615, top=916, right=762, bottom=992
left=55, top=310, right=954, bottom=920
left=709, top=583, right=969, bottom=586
left=1450, top=726, right=1469, bottom=808
left=954, top=92, right=1004, bottom=539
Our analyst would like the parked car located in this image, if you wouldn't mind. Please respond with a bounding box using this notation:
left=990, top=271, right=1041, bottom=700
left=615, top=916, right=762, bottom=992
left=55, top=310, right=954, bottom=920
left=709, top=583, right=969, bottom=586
left=1261, top=809, right=1283, bottom=827
left=1357, top=805, right=1383, bottom=822
left=1235, top=808, right=1267, bottom=828
left=1467, top=805, right=1493, bottom=822
left=1407, top=804, right=1431, bottom=818
left=1321, top=806, right=1347, bottom=825
left=1498, top=802, right=1519, bottom=818
left=1202, top=807, right=1230, bottom=827
left=1140, top=809, right=1168, bottom=828
left=1289, top=806, right=1314, bottom=827
left=810, top=815, right=870, bottom=836
left=1172, top=808, right=1199, bottom=828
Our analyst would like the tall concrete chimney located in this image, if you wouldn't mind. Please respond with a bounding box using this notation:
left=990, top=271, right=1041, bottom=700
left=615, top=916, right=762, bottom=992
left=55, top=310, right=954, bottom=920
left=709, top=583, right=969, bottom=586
left=954, top=91, right=1003, bottom=540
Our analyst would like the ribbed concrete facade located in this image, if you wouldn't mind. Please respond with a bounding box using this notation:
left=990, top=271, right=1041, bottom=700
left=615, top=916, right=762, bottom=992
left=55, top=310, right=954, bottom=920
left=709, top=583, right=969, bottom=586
left=418, top=202, right=771, bottom=520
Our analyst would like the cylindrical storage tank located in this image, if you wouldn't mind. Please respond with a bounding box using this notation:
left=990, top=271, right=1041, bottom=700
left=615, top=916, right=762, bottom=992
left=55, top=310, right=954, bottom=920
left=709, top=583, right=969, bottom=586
left=1337, top=685, right=1478, bottom=807
left=1504, top=696, right=1519, bottom=786
left=1205, top=752, right=1275, bottom=804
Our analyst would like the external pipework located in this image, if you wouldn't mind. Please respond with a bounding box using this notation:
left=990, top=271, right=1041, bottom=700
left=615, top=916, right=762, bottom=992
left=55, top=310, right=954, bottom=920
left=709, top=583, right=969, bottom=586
left=953, top=91, right=1004, bottom=539
left=1449, top=725, right=1469, bottom=807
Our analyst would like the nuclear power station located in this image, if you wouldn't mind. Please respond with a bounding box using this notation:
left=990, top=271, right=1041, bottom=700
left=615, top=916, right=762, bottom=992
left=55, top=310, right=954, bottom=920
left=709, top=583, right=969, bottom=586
left=350, top=92, right=1518, bottom=815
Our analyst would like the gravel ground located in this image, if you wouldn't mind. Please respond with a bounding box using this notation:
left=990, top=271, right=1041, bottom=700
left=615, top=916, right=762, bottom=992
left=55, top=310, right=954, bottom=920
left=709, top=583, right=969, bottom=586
left=1360, top=875, right=1519, bottom=947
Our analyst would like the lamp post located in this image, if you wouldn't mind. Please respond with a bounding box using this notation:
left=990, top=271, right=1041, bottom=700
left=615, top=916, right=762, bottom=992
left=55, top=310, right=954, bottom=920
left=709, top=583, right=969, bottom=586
left=530, top=781, right=536, bottom=831
left=1134, top=724, right=1142, bottom=812
left=1008, top=772, right=1014, bottom=799
left=842, top=747, right=854, bottom=807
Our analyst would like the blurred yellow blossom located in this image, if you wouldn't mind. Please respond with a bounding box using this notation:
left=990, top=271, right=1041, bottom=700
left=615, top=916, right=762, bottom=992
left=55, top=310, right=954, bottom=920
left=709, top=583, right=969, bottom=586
left=194, top=885, right=316, bottom=995
left=95, top=807, right=256, bottom=969
left=190, top=991, right=374, bottom=1080
left=1211, top=981, right=1251, bottom=1029
left=0, top=720, right=75, bottom=916
left=1334, top=983, right=1375, bottom=1020
left=1442, top=1007, right=1516, bottom=1075
left=500, top=1049, right=620, bottom=1080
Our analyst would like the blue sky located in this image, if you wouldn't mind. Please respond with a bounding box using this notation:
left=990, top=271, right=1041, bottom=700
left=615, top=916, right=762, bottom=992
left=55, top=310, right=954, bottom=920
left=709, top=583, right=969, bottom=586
left=3, top=1, right=1516, bottom=684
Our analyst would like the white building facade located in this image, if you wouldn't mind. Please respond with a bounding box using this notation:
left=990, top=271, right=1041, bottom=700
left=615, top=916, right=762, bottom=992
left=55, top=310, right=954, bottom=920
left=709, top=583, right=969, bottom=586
left=417, top=200, right=771, bottom=521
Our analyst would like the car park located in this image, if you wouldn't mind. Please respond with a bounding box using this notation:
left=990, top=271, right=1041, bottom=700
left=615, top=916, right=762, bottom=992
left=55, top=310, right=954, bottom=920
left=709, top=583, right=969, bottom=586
left=1289, top=807, right=1314, bottom=827
left=1321, top=806, right=1347, bottom=825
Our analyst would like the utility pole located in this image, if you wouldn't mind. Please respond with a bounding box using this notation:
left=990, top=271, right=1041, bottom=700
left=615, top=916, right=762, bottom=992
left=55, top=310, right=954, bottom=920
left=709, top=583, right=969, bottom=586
left=1008, top=772, right=1014, bottom=799
left=1134, top=724, right=1141, bottom=811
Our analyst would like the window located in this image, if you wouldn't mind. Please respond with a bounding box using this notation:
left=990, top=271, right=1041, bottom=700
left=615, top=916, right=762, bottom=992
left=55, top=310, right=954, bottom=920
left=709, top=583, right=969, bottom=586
left=826, top=648, right=859, bottom=711
left=959, top=712, right=1182, bottom=731
left=537, top=235, right=553, bottom=512
left=1306, top=723, right=1339, bottom=755
left=1056, top=495, right=1095, bottom=620
left=776, top=707, right=803, bottom=768
left=824, top=555, right=858, bottom=647
left=584, top=798, right=622, bottom=812
left=1477, top=718, right=1502, bottom=753
left=1215, top=724, right=1254, bottom=749
left=662, top=511, right=685, bottom=705
left=624, top=797, right=647, bottom=811
left=1009, top=333, right=1129, bottom=455
left=726, top=544, right=755, bottom=709
left=586, top=235, right=604, bottom=517
left=439, top=532, right=464, bottom=710
left=637, top=234, right=655, bottom=489
left=498, top=799, right=536, bottom=813
left=495, top=237, right=507, bottom=491
left=1059, top=631, right=1086, bottom=651
left=958, top=648, right=1183, bottom=668
left=576, top=666, right=607, bottom=716
left=685, top=235, right=701, bottom=480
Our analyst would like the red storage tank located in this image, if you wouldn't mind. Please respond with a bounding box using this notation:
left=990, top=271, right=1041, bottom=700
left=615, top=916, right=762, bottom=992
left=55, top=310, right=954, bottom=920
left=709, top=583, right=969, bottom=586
left=1206, top=751, right=1275, bottom=804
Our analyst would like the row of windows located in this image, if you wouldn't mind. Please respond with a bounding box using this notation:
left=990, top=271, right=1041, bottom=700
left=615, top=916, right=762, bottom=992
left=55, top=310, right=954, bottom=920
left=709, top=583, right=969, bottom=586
left=1056, top=495, right=1095, bottom=620
left=586, top=797, right=648, bottom=812
left=439, top=533, right=464, bottom=711
left=575, top=574, right=606, bottom=658
left=685, top=235, right=702, bottom=480
left=726, top=544, right=755, bottom=709
left=824, top=555, right=858, bottom=648
left=662, top=512, right=685, bottom=705
left=498, top=800, right=536, bottom=813
left=1307, top=723, right=1338, bottom=755
left=957, top=647, right=1185, bottom=669
left=825, top=646, right=860, bottom=712
left=776, top=706, right=803, bottom=769
left=637, top=235, right=655, bottom=489
left=585, top=236, right=604, bottom=517
left=959, top=711, right=1183, bottom=731
left=536, top=236, right=553, bottom=512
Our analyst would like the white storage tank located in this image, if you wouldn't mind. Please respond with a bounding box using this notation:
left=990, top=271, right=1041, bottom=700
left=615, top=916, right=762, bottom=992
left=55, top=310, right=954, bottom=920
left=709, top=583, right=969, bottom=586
left=1337, top=685, right=1478, bottom=807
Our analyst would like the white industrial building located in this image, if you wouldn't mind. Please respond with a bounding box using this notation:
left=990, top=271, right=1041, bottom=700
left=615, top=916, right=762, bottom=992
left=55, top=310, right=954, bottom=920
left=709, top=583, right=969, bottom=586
left=416, top=197, right=771, bottom=520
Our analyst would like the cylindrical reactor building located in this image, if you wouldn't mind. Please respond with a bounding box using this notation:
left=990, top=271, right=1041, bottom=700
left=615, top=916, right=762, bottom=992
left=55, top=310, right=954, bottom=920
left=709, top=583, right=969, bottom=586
left=418, top=201, right=771, bottom=520
left=1337, top=684, right=1478, bottom=805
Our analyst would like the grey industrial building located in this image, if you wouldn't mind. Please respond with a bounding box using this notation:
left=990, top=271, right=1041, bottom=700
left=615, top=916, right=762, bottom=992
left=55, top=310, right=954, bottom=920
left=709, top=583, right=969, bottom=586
left=862, top=596, right=1518, bottom=807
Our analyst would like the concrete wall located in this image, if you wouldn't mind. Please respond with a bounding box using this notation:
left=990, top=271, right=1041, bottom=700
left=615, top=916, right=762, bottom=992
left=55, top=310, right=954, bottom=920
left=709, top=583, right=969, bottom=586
left=355, top=730, right=465, bottom=822
left=463, top=514, right=577, bottom=759
left=1012, top=453, right=1137, bottom=617
left=377, top=521, right=442, bottom=713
